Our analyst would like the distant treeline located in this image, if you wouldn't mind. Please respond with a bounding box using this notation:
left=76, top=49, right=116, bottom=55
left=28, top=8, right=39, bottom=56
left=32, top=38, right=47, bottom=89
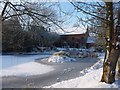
left=2, top=17, right=59, bottom=52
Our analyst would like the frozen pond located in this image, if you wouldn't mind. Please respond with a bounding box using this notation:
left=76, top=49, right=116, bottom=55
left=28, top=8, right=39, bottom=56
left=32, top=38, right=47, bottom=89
left=0, top=55, right=50, bottom=69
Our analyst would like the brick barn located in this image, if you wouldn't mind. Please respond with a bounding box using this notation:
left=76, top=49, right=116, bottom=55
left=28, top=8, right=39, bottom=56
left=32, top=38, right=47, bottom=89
left=54, top=27, right=88, bottom=48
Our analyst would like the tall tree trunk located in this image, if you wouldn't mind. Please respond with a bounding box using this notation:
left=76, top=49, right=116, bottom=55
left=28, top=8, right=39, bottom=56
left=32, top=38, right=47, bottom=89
left=117, top=2, right=120, bottom=74
left=101, top=2, right=120, bottom=84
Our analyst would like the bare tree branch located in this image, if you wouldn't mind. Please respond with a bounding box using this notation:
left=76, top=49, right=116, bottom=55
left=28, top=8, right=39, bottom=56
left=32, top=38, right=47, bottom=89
left=70, top=2, right=107, bottom=21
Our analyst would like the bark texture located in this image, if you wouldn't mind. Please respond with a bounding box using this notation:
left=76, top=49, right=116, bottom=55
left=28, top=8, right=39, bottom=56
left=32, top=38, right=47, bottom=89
left=101, top=49, right=120, bottom=83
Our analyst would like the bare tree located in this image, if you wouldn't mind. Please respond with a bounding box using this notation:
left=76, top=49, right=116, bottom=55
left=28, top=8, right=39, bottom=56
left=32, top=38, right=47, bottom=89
left=1, top=1, right=65, bottom=31
left=100, top=2, right=120, bottom=83
left=1, top=1, right=62, bottom=52
left=70, top=1, right=120, bottom=83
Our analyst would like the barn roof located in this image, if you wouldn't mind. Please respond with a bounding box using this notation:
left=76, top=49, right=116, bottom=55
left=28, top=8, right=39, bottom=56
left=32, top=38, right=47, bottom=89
left=57, top=27, right=87, bottom=35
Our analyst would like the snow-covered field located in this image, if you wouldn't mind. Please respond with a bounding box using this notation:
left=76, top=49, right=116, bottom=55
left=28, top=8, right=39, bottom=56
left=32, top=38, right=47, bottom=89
left=0, top=62, right=54, bottom=77
left=44, top=53, right=119, bottom=88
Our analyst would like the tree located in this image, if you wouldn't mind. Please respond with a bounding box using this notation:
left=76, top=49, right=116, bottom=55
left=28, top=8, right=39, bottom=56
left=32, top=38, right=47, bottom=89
left=2, top=16, right=24, bottom=52
left=100, top=2, right=120, bottom=83
left=70, top=1, right=120, bottom=83
left=116, top=2, right=120, bottom=75
left=1, top=1, right=61, bottom=52
left=1, top=1, right=63, bottom=31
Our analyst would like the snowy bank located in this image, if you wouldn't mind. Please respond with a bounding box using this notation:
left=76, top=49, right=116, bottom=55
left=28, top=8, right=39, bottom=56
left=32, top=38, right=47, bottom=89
left=48, top=55, right=76, bottom=63
left=45, top=53, right=119, bottom=88
left=47, top=51, right=76, bottom=63
left=0, top=62, right=54, bottom=77
left=45, top=68, right=118, bottom=88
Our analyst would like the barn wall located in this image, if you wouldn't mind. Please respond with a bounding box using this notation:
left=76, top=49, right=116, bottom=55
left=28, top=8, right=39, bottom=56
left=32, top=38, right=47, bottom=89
left=54, top=33, right=88, bottom=48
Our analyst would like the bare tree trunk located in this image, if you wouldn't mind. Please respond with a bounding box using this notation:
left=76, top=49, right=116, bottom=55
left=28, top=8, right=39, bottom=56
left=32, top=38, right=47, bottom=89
left=101, top=49, right=120, bottom=83
left=101, top=2, right=120, bottom=84
left=117, top=2, right=120, bottom=75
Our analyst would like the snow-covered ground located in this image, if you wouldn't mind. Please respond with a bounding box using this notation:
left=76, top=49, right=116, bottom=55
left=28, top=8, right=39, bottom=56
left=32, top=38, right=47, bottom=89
left=1, top=52, right=119, bottom=88
left=44, top=53, right=119, bottom=88
left=0, top=62, right=54, bottom=77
